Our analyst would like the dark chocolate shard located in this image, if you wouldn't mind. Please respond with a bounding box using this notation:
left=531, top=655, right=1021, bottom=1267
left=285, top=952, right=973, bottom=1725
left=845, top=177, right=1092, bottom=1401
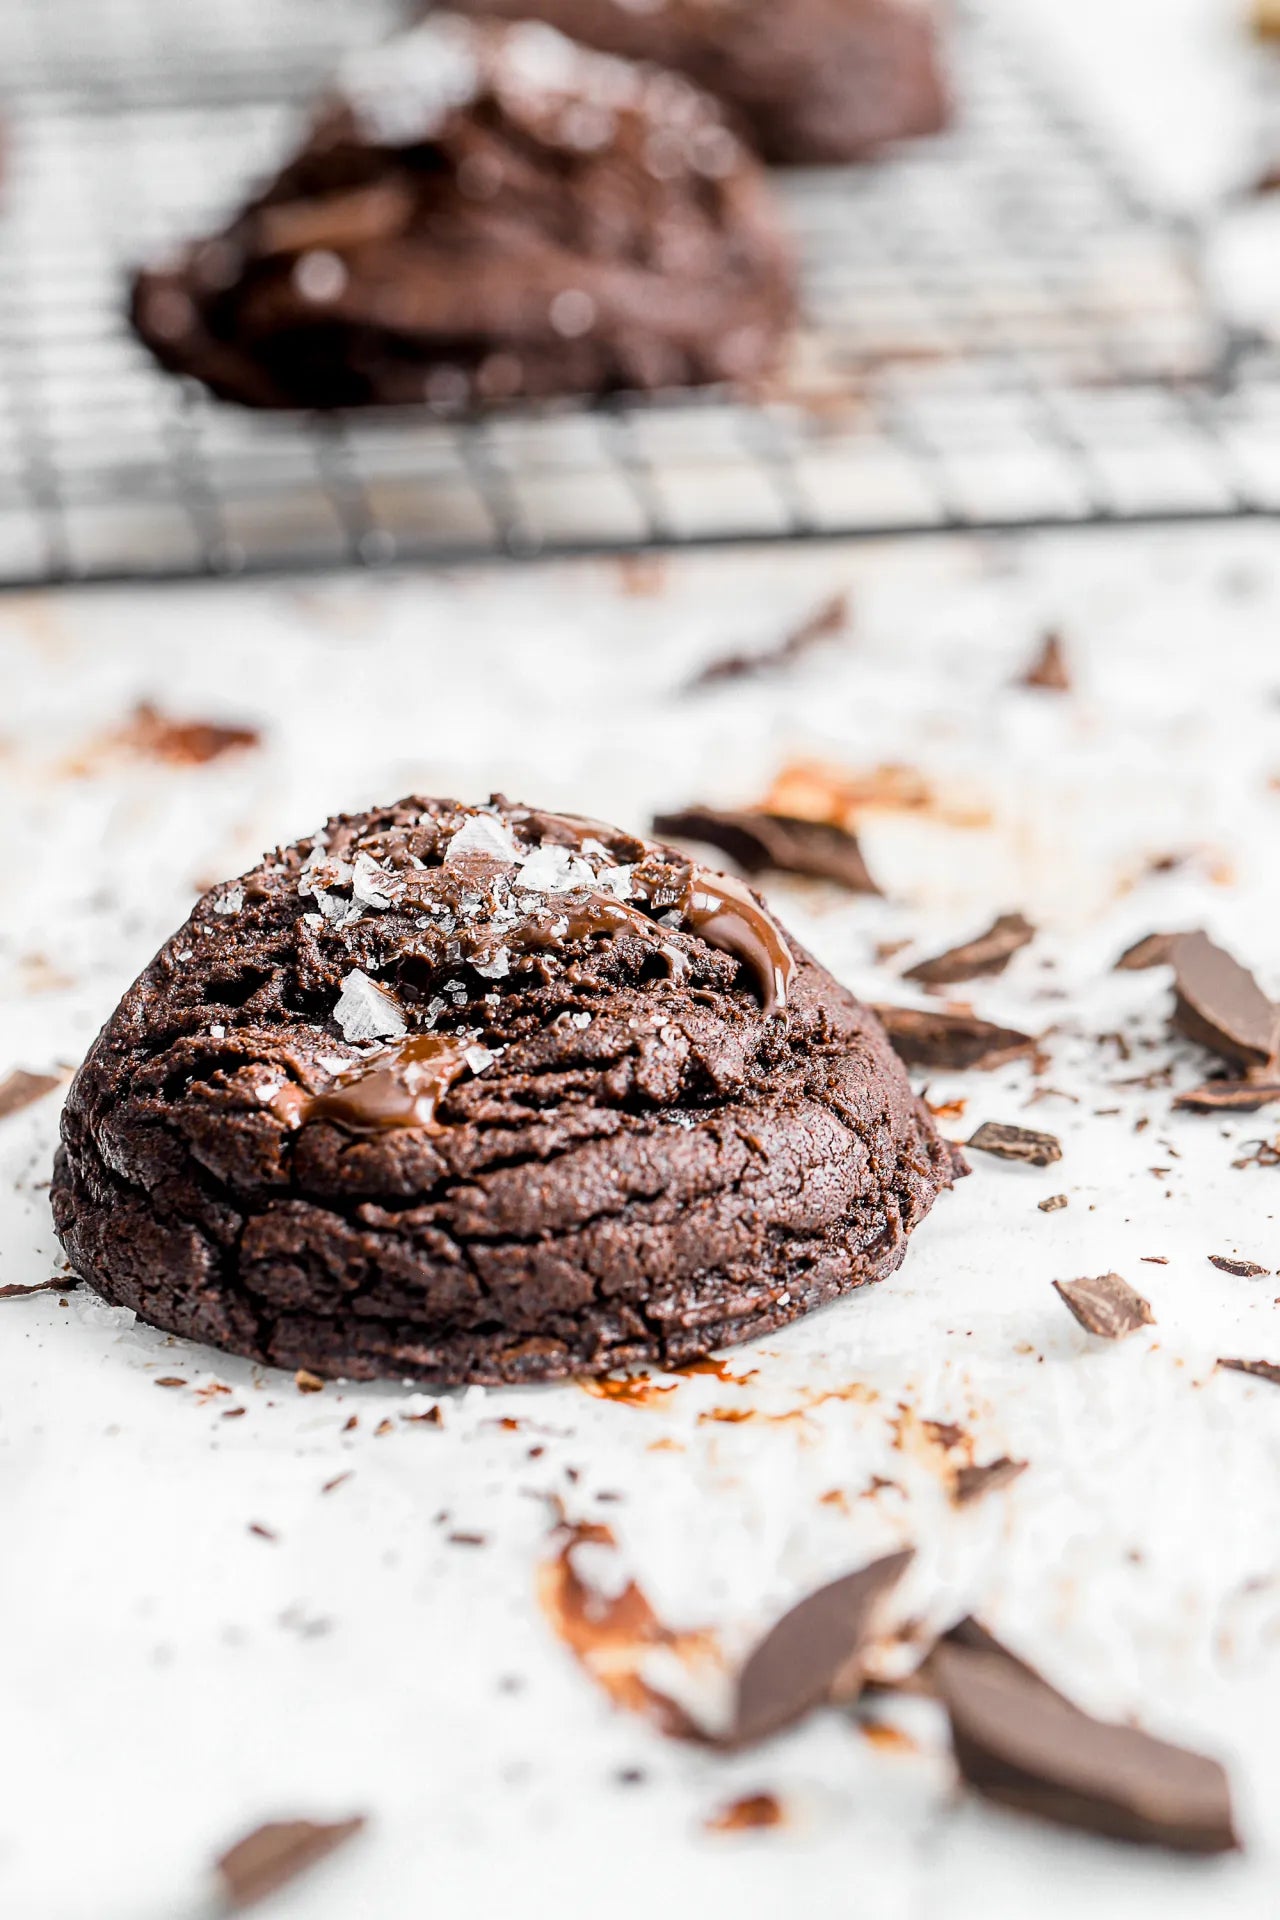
left=0, top=1069, right=61, bottom=1122
left=730, top=1548, right=913, bottom=1748
left=1053, top=1273, right=1154, bottom=1340
left=904, top=913, right=1035, bottom=986
left=1018, top=631, right=1071, bottom=692
left=687, top=592, right=848, bottom=690
left=1219, top=1358, right=1280, bottom=1387
left=1174, top=1080, right=1280, bottom=1112
left=1208, top=1255, right=1269, bottom=1278
left=1115, top=931, right=1181, bottom=972
left=931, top=1644, right=1239, bottom=1853
left=653, top=805, right=879, bottom=893
left=0, top=1276, right=75, bottom=1301
left=937, top=1618, right=1071, bottom=1705
left=1168, top=931, right=1278, bottom=1073
left=215, top=1816, right=366, bottom=1910
left=873, top=1006, right=1038, bottom=1072
left=967, top=1121, right=1062, bottom=1168
left=953, top=1457, right=1028, bottom=1507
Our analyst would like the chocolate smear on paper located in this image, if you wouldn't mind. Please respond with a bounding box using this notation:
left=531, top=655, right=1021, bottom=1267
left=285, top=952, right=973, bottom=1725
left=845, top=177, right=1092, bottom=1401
left=1053, top=1273, right=1154, bottom=1340
left=905, top=913, right=1035, bottom=986
left=967, top=1121, right=1062, bottom=1167
left=729, top=1548, right=913, bottom=1748
left=873, top=1006, right=1038, bottom=1072
left=653, top=806, right=879, bottom=893
left=215, top=1815, right=366, bottom=1909
left=931, top=1644, right=1238, bottom=1853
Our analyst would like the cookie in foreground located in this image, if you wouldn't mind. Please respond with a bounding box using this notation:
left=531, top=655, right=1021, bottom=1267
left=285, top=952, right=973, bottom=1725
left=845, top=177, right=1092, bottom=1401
left=130, top=16, right=796, bottom=410
left=51, top=796, right=959, bottom=1385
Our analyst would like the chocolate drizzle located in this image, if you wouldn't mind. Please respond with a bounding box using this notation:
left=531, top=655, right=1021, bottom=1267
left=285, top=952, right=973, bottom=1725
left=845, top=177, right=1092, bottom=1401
left=673, top=867, right=794, bottom=1017
left=276, top=1033, right=473, bottom=1134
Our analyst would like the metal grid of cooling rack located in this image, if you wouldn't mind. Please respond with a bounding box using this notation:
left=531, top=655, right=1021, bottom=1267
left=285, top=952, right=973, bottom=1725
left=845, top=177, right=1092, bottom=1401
left=0, top=1, right=1276, bottom=586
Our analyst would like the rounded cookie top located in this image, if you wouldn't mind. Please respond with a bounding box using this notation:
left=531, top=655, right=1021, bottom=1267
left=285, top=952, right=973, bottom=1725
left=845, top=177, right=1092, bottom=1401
left=52, top=795, right=957, bottom=1385
left=130, top=14, right=796, bottom=408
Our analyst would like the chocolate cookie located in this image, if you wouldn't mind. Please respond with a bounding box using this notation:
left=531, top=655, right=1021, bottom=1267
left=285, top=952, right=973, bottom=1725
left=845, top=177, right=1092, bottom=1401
left=130, top=16, right=796, bottom=409
left=450, top=0, right=950, bottom=165
left=51, top=797, right=959, bottom=1385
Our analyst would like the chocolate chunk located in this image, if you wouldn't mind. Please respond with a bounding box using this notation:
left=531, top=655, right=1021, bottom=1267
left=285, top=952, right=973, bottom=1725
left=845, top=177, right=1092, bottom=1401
left=1208, top=1256, right=1269, bottom=1277
left=0, top=1276, right=74, bottom=1301
left=1165, top=932, right=1278, bottom=1073
left=215, top=1816, right=366, bottom=1909
left=1053, top=1273, right=1154, bottom=1340
left=936, top=1618, right=1070, bottom=1704
left=904, top=913, right=1035, bottom=987
left=1219, top=1358, right=1280, bottom=1386
left=872, top=1006, right=1039, bottom=1072
left=1038, top=1193, right=1068, bottom=1212
left=730, top=1548, right=913, bottom=1747
left=1114, top=931, right=1180, bottom=971
left=652, top=805, right=879, bottom=894
left=966, top=1122, right=1062, bottom=1168
left=1017, top=632, right=1071, bottom=692
left=931, top=1643, right=1238, bottom=1853
left=0, top=1069, right=61, bottom=1122
left=1174, top=1080, right=1280, bottom=1112
left=953, top=1457, right=1028, bottom=1507
left=686, top=592, right=848, bottom=690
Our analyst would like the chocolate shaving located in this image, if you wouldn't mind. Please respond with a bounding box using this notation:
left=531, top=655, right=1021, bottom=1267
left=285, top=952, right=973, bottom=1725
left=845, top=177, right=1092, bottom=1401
left=1174, top=1080, right=1280, bottom=1112
left=904, top=913, right=1035, bottom=986
left=1017, top=631, right=1071, bottom=692
left=1038, top=1193, right=1068, bottom=1212
left=1219, top=1358, right=1280, bottom=1387
left=967, top=1121, right=1062, bottom=1168
left=1115, top=931, right=1181, bottom=971
left=687, top=592, right=848, bottom=689
left=872, top=1005, right=1038, bottom=1072
left=0, top=1069, right=61, bottom=1121
left=652, top=806, right=879, bottom=893
left=953, top=1457, right=1028, bottom=1507
left=931, top=1643, right=1238, bottom=1853
left=215, top=1816, right=366, bottom=1909
left=0, top=1276, right=75, bottom=1301
left=935, top=1619, right=1070, bottom=1704
left=729, top=1548, right=913, bottom=1748
left=1208, top=1255, right=1269, bottom=1277
left=1168, top=931, right=1278, bottom=1073
left=1053, top=1273, right=1154, bottom=1340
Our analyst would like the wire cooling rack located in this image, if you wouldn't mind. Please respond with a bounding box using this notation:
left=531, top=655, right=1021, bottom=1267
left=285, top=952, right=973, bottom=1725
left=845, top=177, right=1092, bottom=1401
left=0, top=0, right=1276, bottom=585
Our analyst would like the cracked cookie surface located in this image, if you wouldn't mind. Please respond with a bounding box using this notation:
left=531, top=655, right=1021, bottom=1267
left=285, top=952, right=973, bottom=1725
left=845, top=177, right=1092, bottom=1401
left=51, top=795, right=959, bottom=1384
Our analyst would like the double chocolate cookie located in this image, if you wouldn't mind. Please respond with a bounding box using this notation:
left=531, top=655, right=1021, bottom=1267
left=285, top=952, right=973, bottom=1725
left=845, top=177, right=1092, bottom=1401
left=451, top=0, right=951, bottom=165
left=52, top=797, right=959, bottom=1385
left=130, top=16, right=796, bottom=409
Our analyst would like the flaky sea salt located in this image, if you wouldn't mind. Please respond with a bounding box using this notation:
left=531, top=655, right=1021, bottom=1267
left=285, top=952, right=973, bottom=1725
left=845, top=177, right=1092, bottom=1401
left=351, top=851, right=399, bottom=910
left=333, top=970, right=407, bottom=1043
left=473, top=948, right=510, bottom=980
left=209, top=1024, right=226, bottom=1039
left=596, top=864, right=635, bottom=901
left=212, top=884, right=244, bottom=916
left=464, top=1045, right=496, bottom=1075
left=444, top=813, right=519, bottom=866
left=516, top=842, right=595, bottom=892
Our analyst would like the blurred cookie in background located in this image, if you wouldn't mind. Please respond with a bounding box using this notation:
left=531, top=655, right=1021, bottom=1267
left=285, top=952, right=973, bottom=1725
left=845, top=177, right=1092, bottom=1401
left=130, top=14, right=796, bottom=409
left=448, top=0, right=951, bottom=163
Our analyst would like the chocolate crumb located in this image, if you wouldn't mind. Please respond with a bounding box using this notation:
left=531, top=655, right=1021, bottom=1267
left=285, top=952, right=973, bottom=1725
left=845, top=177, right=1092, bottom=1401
left=967, top=1121, right=1062, bottom=1168
left=687, top=591, right=847, bottom=689
left=705, top=1792, right=785, bottom=1832
left=1038, top=1194, right=1068, bottom=1213
left=447, top=1531, right=489, bottom=1546
left=1017, top=631, right=1071, bottom=692
left=730, top=1549, right=913, bottom=1748
left=652, top=805, right=879, bottom=894
left=294, top=1369, right=325, bottom=1393
left=904, top=913, right=1035, bottom=987
left=0, top=1069, right=61, bottom=1122
left=322, top=1472, right=353, bottom=1494
left=248, top=1522, right=277, bottom=1542
left=1219, top=1358, right=1280, bottom=1387
left=123, top=701, right=260, bottom=767
left=953, top=1457, right=1028, bottom=1506
left=1053, top=1273, right=1154, bottom=1340
left=154, top=1376, right=187, bottom=1388
left=873, top=1005, right=1038, bottom=1072
left=215, top=1815, right=366, bottom=1909
left=931, top=1642, right=1238, bottom=1853
left=1208, top=1256, right=1269, bottom=1278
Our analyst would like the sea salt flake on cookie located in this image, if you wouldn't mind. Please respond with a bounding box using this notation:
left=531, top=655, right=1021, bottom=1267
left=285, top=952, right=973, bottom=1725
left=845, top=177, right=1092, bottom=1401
left=333, top=970, right=407, bottom=1043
